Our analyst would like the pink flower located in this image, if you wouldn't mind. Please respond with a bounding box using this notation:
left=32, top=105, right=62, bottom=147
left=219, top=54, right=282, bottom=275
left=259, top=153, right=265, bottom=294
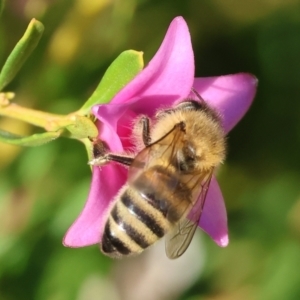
left=63, top=17, right=257, bottom=249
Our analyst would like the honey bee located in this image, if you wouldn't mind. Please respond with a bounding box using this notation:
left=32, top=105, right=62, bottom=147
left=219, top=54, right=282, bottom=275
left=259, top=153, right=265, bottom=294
left=89, top=90, right=226, bottom=259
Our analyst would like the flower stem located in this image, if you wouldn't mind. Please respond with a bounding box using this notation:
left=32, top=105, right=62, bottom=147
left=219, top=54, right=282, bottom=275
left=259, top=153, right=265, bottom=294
left=0, top=95, right=73, bottom=131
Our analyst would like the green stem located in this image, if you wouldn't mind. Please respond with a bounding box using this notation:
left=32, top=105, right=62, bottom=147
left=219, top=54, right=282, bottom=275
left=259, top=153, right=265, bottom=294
left=0, top=94, right=98, bottom=139
left=0, top=100, right=73, bottom=131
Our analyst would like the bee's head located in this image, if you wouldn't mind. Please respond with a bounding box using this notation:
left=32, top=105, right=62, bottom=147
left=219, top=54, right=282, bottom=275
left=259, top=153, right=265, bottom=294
left=177, top=130, right=226, bottom=173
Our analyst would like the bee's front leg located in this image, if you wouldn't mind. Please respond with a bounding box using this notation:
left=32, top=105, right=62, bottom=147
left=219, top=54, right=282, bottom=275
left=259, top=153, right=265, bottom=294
left=89, top=139, right=134, bottom=167
left=89, top=153, right=134, bottom=167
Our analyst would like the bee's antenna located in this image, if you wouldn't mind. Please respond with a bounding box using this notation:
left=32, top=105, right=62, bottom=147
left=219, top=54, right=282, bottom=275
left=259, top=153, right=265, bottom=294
left=191, top=88, right=205, bottom=103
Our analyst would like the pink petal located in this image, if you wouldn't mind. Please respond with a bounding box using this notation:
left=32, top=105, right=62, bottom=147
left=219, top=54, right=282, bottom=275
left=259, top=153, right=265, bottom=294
left=112, top=16, right=194, bottom=105
left=194, top=73, right=258, bottom=133
left=95, top=109, right=137, bottom=152
left=199, top=176, right=228, bottom=247
left=63, top=165, right=126, bottom=247
left=92, top=16, right=194, bottom=123
left=97, top=119, right=124, bottom=152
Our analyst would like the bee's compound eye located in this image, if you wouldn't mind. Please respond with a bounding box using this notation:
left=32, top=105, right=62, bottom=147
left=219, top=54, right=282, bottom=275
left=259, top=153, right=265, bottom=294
left=177, top=144, right=196, bottom=172
left=184, top=144, right=196, bottom=160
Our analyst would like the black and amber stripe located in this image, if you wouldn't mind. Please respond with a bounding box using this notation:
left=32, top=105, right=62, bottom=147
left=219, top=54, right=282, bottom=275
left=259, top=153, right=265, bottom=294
left=101, top=187, right=172, bottom=258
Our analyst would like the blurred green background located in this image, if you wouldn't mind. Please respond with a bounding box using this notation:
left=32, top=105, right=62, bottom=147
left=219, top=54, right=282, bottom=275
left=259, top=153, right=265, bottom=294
left=1, top=0, right=300, bottom=299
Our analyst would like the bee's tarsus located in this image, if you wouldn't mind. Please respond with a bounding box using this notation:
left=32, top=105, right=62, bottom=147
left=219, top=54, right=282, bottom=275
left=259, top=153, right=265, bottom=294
left=106, top=154, right=134, bottom=166
left=90, top=153, right=134, bottom=167
left=88, top=156, right=107, bottom=166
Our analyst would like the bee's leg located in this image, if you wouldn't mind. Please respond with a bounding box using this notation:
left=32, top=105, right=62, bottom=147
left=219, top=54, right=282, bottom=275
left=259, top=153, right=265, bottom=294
left=141, top=116, right=151, bottom=146
left=89, top=139, right=134, bottom=167
left=103, top=154, right=134, bottom=166
left=89, top=153, right=134, bottom=167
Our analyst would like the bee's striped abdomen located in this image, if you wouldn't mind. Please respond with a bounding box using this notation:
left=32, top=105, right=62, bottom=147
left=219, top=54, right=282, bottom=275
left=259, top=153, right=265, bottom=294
left=101, top=188, right=172, bottom=258
left=120, top=192, right=166, bottom=238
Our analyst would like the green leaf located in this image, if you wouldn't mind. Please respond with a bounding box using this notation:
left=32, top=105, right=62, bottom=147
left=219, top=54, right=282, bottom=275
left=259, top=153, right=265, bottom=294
left=64, top=115, right=98, bottom=139
left=0, top=130, right=60, bottom=146
left=0, top=19, right=44, bottom=91
left=79, top=50, right=144, bottom=114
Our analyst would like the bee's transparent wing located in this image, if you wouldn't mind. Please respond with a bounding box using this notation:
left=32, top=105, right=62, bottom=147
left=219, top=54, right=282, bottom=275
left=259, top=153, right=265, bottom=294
left=165, top=171, right=213, bottom=259
left=128, top=123, right=185, bottom=184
